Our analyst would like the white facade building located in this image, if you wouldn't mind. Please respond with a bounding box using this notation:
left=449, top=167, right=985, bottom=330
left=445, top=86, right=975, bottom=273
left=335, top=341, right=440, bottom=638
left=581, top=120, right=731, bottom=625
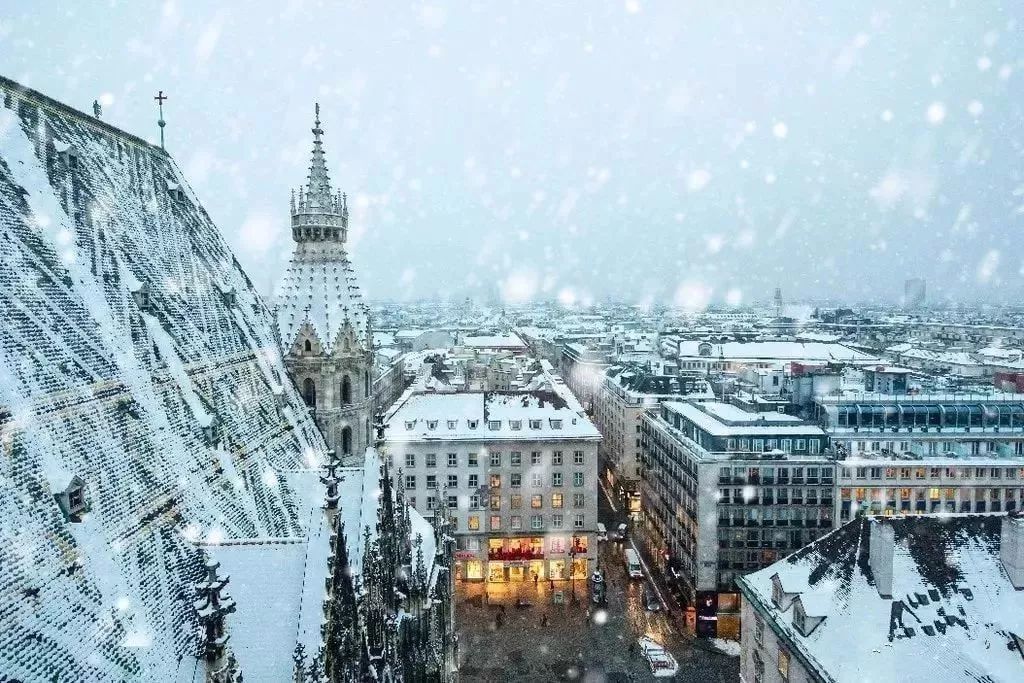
left=384, top=389, right=601, bottom=585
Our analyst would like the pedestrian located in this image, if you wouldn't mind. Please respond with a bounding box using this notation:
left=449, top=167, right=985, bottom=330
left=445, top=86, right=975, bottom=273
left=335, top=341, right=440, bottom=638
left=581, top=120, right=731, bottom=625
left=541, top=613, right=549, bottom=627
left=534, top=573, right=539, bottom=587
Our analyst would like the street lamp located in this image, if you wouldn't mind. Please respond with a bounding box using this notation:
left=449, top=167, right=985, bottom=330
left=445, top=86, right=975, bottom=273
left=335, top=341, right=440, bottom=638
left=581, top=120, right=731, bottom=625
left=569, top=547, right=577, bottom=605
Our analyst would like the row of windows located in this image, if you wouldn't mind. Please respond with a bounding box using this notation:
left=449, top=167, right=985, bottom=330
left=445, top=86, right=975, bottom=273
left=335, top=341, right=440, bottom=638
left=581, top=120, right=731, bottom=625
left=718, top=466, right=834, bottom=484
left=723, top=436, right=821, bottom=454
left=718, top=487, right=834, bottom=505
left=466, top=513, right=586, bottom=531
left=841, top=465, right=1024, bottom=481
left=842, top=440, right=1024, bottom=455
left=404, top=450, right=587, bottom=468
left=412, top=493, right=587, bottom=510
left=403, top=418, right=565, bottom=431
left=404, top=472, right=586, bottom=490
left=841, top=486, right=1022, bottom=501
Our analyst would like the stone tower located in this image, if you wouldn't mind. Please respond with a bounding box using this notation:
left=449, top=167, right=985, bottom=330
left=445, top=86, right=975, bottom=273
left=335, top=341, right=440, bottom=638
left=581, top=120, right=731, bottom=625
left=275, top=104, right=374, bottom=463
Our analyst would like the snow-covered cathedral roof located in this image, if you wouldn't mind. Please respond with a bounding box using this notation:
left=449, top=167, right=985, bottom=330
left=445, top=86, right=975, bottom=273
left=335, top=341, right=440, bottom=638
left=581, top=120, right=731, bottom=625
left=0, top=76, right=327, bottom=681
left=274, top=105, right=371, bottom=353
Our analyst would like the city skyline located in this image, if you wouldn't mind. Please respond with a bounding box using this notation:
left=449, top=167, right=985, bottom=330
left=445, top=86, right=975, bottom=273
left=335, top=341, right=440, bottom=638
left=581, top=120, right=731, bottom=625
left=2, top=2, right=1021, bottom=304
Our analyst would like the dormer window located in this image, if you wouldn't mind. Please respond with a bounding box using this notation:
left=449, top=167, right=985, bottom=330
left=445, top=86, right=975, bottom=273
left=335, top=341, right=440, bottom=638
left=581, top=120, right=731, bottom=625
left=447, top=420, right=457, bottom=429
left=510, top=420, right=522, bottom=431
left=54, top=475, right=89, bottom=522
left=405, top=420, right=416, bottom=430
left=131, top=282, right=153, bottom=312
left=304, top=339, right=313, bottom=353
left=488, top=420, right=501, bottom=430
left=468, top=420, right=479, bottom=429
left=550, top=419, right=563, bottom=430
left=772, top=578, right=783, bottom=607
left=427, top=420, right=438, bottom=431
left=529, top=419, right=541, bottom=430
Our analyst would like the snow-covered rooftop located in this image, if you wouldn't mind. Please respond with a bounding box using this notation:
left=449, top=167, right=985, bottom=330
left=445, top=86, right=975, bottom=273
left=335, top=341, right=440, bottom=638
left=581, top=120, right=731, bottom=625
left=677, top=340, right=879, bottom=364
left=663, top=400, right=825, bottom=437
left=739, top=515, right=1024, bottom=683
left=0, top=77, right=326, bottom=680
left=386, top=390, right=601, bottom=442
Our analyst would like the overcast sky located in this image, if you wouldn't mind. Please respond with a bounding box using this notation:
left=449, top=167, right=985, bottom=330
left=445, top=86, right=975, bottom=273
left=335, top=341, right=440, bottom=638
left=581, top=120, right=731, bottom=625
left=2, top=1, right=1022, bottom=306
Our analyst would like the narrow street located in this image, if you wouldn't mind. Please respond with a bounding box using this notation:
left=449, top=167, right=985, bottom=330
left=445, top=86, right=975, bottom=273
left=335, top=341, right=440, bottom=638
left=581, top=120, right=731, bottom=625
left=454, top=479, right=738, bottom=681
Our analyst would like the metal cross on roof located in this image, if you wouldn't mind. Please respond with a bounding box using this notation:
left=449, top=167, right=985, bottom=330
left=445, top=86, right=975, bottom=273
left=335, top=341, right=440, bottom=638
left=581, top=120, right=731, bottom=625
left=154, top=90, right=168, bottom=149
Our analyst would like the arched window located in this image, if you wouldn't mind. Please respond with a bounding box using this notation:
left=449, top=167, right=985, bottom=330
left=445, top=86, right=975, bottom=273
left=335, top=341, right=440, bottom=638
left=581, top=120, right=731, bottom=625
left=341, top=426, right=352, bottom=455
left=341, top=375, right=352, bottom=404
left=304, top=339, right=312, bottom=353
left=302, top=378, right=316, bottom=408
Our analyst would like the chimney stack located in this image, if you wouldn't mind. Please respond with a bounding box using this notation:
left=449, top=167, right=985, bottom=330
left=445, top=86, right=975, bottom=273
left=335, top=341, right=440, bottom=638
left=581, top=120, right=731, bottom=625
left=1001, top=516, right=1024, bottom=590
left=869, top=519, right=895, bottom=599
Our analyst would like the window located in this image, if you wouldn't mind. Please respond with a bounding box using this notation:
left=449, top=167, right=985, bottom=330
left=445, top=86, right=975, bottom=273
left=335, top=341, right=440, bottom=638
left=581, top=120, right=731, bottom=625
left=426, top=453, right=437, bottom=468
left=405, top=453, right=416, bottom=468
left=727, top=438, right=737, bottom=450
left=809, top=440, right=820, bottom=454
left=470, top=494, right=480, bottom=509
left=490, top=452, right=501, bottom=467
left=550, top=537, right=566, bottom=553
left=490, top=515, right=501, bottom=530
left=488, top=420, right=501, bottom=430
left=573, top=513, right=585, bottom=529
left=404, top=420, right=415, bottom=430
left=447, top=495, right=458, bottom=509
left=550, top=419, right=563, bottom=429
left=447, top=420, right=457, bottom=430
left=573, top=493, right=585, bottom=508
left=511, top=472, right=522, bottom=487
left=490, top=474, right=501, bottom=488
left=405, top=475, right=416, bottom=489
left=531, top=514, right=544, bottom=530
left=448, top=474, right=458, bottom=489
left=426, top=475, right=437, bottom=489
left=552, top=493, right=563, bottom=508
left=531, top=451, right=542, bottom=465
left=511, top=451, right=522, bottom=466
left=468, top=474, right=479, bottom=489
left=426, top=420, right=437, bottom=431
left=427, top=496, right=437, bottom=510
left=574, top=450, right=585, bottom=465
left=754, top=615, right=764, bottom=645
left=777, top=648, right=790, bottom=681
left=552, top=513, right=564, bottom=529
left=490, top=494, right=501, bottom=510
left=510, top=420, right=522, bottom=430
left=468, top=515, right=480, bottom=530
left=530, top=419, right=542, bottom=429
left=573, top=472, right=584, bottom=487
left=553, top=451, right=563, bottom=465
left=795, top=438, right=806, bottom=451
left=511, top=494, right=522, bottom=509
left=552, top=472, right=563, bottom=487
left=468, top=453, right=479, bottom=467
left=532, top=494, right=543, bottom=508
left=532, top=473, right=544, bottom=487
left=468, top=419, right=479, bottom=429
left=448, top=452, right=458, bottom=467
left=781, top=438, right=791, bottom=452
left=511, top=515, right=522, bottom=530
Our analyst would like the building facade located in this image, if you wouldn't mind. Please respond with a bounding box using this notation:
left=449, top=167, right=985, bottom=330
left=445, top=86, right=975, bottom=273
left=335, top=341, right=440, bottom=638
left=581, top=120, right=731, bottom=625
left=593, top=364, right=713, bottom=516
left=275, top=106, right=382, bottom=461
left=384, top=390, right=601, bottom=588
left=640, top=401, right=833, bottom=638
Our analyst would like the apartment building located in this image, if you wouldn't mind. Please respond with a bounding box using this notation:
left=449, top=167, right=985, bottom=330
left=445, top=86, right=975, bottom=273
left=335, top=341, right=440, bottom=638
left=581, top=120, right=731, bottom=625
left=559, top=342, right=612, bottom=413
left=640, top=401, right=833, bottom=638
left=593, top=364, right=712, bottom=516
left=384, top=389, right=601, bottom=585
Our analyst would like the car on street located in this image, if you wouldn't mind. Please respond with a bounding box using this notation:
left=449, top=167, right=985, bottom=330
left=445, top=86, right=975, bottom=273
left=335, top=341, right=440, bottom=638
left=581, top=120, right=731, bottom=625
left=643, top=585, right=662, bottom=611
left=596, top=522, right=608, bottom=542
left=638, top=636, right=679, bottom=678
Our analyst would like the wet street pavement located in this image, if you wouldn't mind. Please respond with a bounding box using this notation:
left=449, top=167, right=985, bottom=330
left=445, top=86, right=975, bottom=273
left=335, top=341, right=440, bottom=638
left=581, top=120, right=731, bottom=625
left=454, top=482, right=740, bottom=681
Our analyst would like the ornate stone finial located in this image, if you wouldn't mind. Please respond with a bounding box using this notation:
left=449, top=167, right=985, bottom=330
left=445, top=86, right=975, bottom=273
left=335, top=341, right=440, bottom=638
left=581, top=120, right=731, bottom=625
left=92, top=99, right=102, bottom=118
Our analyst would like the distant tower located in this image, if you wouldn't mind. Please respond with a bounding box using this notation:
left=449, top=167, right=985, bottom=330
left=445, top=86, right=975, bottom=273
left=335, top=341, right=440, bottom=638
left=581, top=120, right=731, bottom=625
left=773, top=286, right=783, bottom=318
left=274, top=104, right=374, bottom=463
left=904, top=278, right=926, bottom=309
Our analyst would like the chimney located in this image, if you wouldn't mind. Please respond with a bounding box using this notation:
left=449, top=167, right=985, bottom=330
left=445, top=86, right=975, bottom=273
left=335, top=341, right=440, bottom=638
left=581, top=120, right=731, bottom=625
left=868, top=519, right=895, bottom=599
left=1001, top=516, right=1024, bottom=590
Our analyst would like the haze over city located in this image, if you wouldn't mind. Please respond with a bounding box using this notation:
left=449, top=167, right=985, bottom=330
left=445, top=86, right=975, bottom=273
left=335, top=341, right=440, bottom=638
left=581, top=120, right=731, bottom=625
left=3, top=1, right=1022, bottom=304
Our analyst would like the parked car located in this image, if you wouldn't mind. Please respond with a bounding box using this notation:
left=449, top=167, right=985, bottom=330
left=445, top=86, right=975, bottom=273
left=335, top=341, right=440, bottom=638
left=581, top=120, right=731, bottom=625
left=638, top=636, right=679, bottom=678
left=596, top=522, right=608, bottom=542
left=616, top=522, right=628, bottom=541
